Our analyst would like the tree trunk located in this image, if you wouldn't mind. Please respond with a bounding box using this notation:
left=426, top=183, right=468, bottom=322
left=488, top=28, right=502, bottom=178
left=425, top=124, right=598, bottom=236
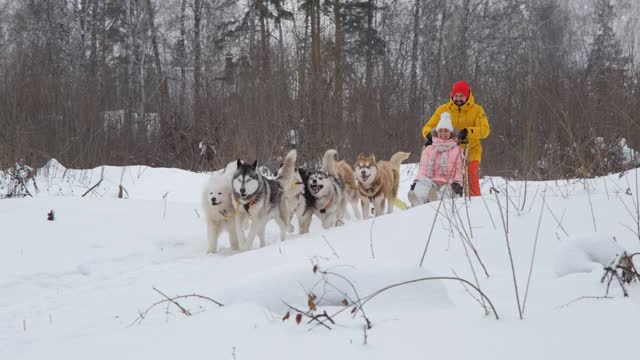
left=193, top=0, right=202, bottom=133
left=365, top=0, right=374, bottom=89
left=258, top=0, right=270, bottom=78
left=298, top=10, right=309, bottom=137
left=78, top=0, right=88, bottom=61
left=90, top=0, right=98, bottom=85
left=458, top=0, right=471, bottom=80
left=126, top=0, right=135, bottom=140
left=138, top=41, right=147, bottom=141
left=145, top=0, right=170, bottom=133
left=334, top=0, right=343, bottom=124
left=409, top=0, right=420, bottom=115
left=433, top=1, right=448, bottom=106
left=310, top=0, right=322, bottom=143
left=179, top=0, right=187, bottom=121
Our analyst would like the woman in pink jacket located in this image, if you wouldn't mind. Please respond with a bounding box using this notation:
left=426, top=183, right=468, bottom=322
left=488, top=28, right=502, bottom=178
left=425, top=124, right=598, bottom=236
left=408, top=112, right=464, bottom=207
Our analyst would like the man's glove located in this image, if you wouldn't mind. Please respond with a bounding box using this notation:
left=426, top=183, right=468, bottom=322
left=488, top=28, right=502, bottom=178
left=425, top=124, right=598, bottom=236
left=451, top=182, right=463, bottom=196
left=458, top=128, right=468, bottom=142
left=424, top=133, right=433, bottom=148
left=410, top=180, right=417, bottom=191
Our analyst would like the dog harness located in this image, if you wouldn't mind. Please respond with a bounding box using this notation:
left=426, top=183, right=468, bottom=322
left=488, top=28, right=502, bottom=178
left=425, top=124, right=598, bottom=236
left=359, top=181, right=383, bottom=202
left=290, top=180, right=304, bottom=199
left=319, top=194, right=334, bottom=214
left=219, top=208, right=236, bottom=219
left=235, top=194, right=258, bottom=212
left=243, top=196, right=257, bottom=211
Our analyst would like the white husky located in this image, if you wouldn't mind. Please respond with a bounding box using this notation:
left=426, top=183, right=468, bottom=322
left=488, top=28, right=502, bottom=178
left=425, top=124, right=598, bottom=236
left=201, top=161, right=241, bottom=253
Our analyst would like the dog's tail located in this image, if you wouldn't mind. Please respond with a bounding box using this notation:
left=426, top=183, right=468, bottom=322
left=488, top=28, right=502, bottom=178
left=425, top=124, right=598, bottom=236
left=221, top=160, right=238, bottom=177
left=389, top=151, right=410, bottom=172
left=389, top=151, right=410, bottom=198
left=276, top=149, right=297, bottom=187
left=321, top=149, right=339, bottom=178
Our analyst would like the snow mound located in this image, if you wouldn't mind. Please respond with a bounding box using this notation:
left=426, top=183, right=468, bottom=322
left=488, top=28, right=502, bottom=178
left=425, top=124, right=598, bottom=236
left=552, top=235, right=626, bottom=277
left=214, top=259, right=452, bottom=314
left=33, top=158, right=211, bottom=201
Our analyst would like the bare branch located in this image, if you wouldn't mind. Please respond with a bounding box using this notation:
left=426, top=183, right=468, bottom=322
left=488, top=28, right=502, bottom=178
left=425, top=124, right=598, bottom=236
left=359, top=276, right=500, bottom=320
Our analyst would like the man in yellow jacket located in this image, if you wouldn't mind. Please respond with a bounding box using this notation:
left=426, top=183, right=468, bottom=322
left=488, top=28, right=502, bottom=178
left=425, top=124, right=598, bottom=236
left=422, top=81, right=490, bottom=196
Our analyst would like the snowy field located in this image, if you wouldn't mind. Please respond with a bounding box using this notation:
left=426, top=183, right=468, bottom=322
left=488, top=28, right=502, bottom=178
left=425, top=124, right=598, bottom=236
left=2, top=159, right=640, bottom=359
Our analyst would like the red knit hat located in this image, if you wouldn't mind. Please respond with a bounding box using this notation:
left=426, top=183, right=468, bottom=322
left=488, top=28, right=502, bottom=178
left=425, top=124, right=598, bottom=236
left=451, top=81, right=470, bottom=98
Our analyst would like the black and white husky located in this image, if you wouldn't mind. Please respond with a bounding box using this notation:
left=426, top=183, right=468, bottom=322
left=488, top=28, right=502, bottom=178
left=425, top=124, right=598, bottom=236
left=307, top=149, right=347, bottom=229
left=232, top=149, right=297, bottom=250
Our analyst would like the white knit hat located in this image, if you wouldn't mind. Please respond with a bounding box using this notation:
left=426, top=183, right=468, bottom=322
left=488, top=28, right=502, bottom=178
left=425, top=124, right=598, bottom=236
left=436, top=112, right=454, bottom=131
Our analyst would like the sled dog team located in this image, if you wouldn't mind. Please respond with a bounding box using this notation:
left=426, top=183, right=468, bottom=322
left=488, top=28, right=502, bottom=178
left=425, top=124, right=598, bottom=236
left=202, top=80, right=491, bottom=253
left=201, top=110, right=474, bottom=253
left=202, top=148, right=412, bottom=253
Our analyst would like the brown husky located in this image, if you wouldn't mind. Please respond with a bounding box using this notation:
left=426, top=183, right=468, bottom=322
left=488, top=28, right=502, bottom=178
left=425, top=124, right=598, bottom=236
left=354, top=151, right=410, bottom=219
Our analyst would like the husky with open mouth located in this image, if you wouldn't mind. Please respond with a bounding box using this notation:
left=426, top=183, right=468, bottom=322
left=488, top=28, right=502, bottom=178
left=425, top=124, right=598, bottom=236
left=232, top=149, right=297, bottom=250
left=307, top=149, right=348, bottom=229
left=355, top=151, right=410, bottom=219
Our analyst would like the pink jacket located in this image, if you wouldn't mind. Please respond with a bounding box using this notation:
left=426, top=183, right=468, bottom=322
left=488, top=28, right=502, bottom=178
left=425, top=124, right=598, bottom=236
left=416, top=136, right=464, bottom=185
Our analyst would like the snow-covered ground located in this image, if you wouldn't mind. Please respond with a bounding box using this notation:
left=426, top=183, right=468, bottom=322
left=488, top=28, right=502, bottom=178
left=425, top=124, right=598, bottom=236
left=2, top=160, right=640, bottom=359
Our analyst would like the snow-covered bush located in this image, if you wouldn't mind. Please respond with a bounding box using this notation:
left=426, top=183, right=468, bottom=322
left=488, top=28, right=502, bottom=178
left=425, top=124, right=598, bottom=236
left=0, top=160, right=39, bottom=198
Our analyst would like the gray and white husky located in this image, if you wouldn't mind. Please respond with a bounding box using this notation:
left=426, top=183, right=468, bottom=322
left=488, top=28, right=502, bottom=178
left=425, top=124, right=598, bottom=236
left=307, top=149, right=348, bottom=229
left=277, top=165, right=315, bottom=234
left=232, top=149, right=297, bottom=250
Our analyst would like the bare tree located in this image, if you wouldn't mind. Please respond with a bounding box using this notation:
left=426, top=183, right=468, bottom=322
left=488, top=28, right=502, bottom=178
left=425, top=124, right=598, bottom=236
left=0, top=0, right=637, bottom=179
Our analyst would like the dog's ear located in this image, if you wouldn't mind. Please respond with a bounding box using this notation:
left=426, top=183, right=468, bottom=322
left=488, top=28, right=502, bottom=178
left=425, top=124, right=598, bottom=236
left=236, top=159, right=243, bottom=168
left=370, top=154, right=376, bottom=162
left=251, top=160, right=258, bottom=169
left=357, top=152, right=365, bottom=160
